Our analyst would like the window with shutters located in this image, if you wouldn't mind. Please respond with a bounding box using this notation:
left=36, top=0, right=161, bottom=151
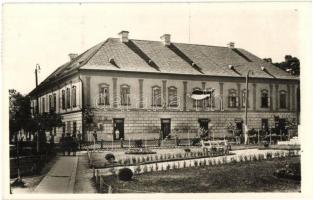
left=241, top=89, right=249, bottom=108
left=99, top=83, right=110, bottom=105
left=152, top=86, right=162, bottom=106
left=66, top=88, right=71, bottom=108
left=261, top=89, right=270, bottom=108
left=193, top=87, right=203, bottom=108
left=168, top=86, right=178, bottom=107
left=72, top=86, right=77, bottom=107
left=228, top=89, right=239, bottom=108
left=280, top=90, right=287, bottom=109
left=204, top=88, right=215, bottom=108
left=120, top=84, right=130, bottom=106
left=61, top=90, right=66, bottom=110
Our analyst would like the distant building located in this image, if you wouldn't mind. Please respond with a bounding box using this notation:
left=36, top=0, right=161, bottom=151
left=29, top=31, right=300, bottom=142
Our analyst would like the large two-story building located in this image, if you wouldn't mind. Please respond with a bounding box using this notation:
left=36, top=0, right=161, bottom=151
left=29, top=31, right=300, bottom=142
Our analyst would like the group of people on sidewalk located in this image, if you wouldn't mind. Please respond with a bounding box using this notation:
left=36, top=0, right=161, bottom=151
left=59, top=133, right=81, bottom=156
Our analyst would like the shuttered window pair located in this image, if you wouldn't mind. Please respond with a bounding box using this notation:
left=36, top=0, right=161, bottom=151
left=261, top=90, right=271, bottom=108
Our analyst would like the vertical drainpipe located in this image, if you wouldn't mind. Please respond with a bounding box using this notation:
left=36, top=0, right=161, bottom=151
left=78, top=70, right=85, bottom=142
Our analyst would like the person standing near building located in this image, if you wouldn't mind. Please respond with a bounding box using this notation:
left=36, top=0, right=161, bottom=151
left=72, top=134, right=78, bottom=156
left=93, top=131, right=98, bottom=143
left=115, top=129, right=120, bottom=140
left=59, top=133, right=65, bottom=156
left=77, top=131, right=82, bottom=150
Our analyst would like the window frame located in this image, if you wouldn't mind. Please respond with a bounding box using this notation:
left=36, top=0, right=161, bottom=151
left=120, top=84, right=131, bottom=106
left=168, top=86, right=178, bottom=107
left=72, top=85, right=77, bottom=108
left=61, top=90, right=66, bottom=110
left=98, top=83, right=110, bottom=106
left=279, top=90, right=287, bottom=109
left=66, top=88, right=71, bottom=109
left=261, top=89, right=270, bottom=108
left=152, top=85, right=162, bottom=107
left=228, top=89, right=239, bottom=108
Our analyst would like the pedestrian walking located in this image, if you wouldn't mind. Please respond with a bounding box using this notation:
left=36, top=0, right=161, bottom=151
left=59, top=133, right=65, bottom=156
left=72, top=134, right=78, bottom=156
left=64, top=133, right=73, bottom=156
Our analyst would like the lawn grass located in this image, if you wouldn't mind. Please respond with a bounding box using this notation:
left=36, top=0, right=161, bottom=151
left=104, top=156, right=300, bottom=193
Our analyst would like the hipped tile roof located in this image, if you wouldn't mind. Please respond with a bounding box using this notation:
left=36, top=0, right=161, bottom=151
left=30, top=37, right=298, bottom=95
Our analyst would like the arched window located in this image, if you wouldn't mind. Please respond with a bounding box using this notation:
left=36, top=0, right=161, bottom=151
left=72, top=86, right=77, bottom=107
left=168, top=86, right=178, bottom=107
left=204, top=88, right=215, bottom=108
left=228, top=89, right=238, bottom=108
left=280, top=90, right=287, bottom=109
left=193, top=87, right=203, bottom=108
left=261, top=89, right=270, bottom=108
left=99, top=83, right=110, bottom=105
left=152, top=86, right=161, bottom=106
left=242, top=89, right=249, bottom=108
left=120, top=84, right=130, bottom=105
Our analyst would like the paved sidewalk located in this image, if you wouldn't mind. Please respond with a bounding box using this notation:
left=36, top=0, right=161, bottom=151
left=74, top=152, right=97, bottom=193
left=33, top=156, right=78, bottom=193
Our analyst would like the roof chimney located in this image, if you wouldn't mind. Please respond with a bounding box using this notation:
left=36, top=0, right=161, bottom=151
left=227, top=42, right=235, bottom=49
left=160, top=34, right=171, bottom=46
left=118, top=30, right=129, bottom=43
left=68, top=53, right=78, bottom=61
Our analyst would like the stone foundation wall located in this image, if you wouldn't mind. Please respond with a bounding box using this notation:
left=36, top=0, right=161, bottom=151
left=88, top=109, right=297, bottom=141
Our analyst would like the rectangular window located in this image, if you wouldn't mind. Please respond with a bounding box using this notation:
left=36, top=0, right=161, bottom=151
left=168, top=87, right=178, bottom=107
left=261, top=91, right=269, bottom=108
left=280, top=92, right=287, bottom=109
left=61, top=90, right=66, bottom=110
left=99, top=85, right=110, bottom=105
left=152, top=86, right=161, bottom=106
left=49, top=95, right=52, bottom=111
left=228, top=96, right=239, bottom=108
left=66, top=88, right=71, bottom=108
left=73, top=121, right=77, bottom=134
left=121, top=85, right=130, bottom=105
left=42, top=97, right=45, bottom=113
left=53, top=93, right=57, bottom=111
left=72, top=86, right=77, bottom=107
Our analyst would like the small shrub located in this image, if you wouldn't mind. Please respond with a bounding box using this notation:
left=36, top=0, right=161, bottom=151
left=105, top=153, right=115, bottom=162
left=266, top=152, right=272, bottom=159
left=194, top=160, right=198, bottom=167
left=203, top=159, right=207, bottom=165
left=252, top=154, right=257, bottom=161
left=132, top=157, right=137, bottom=164
left=166, top=164, right=170, bottom=171
left=155, top=163, right=159, bottom=171
left=183, top=161, right=186, bottom=168
left=118, top=168, right=133, bottom=181
left=184, top=148, right=191, bottom=153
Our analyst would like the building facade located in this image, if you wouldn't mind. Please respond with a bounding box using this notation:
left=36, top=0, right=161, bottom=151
left=29, top=31, right=300, bottom=142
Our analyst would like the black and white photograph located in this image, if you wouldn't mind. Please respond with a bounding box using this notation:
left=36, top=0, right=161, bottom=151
left=2, top=1, right=312, bottom=199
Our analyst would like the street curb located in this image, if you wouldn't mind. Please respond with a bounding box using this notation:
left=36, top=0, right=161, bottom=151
left=68, top=157, right=78, bottom=193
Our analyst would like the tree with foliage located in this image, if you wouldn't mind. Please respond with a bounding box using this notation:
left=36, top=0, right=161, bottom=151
left=264, top=55, right=300, bottom=76
left=9, top=89, right=63, bottom=153
left=9, top=89, right=34, bottom=142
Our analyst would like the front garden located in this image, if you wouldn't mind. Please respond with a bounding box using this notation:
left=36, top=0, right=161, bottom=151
left=96, top=156, right=301, bottom=193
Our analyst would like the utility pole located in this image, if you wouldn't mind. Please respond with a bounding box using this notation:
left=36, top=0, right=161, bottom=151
left=244, top=70, right=253, bottom=144
left=35, top=64, right=40, bottom=153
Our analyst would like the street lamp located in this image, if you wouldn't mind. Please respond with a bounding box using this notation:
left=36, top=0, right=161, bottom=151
left=244, top=70, right=253, bottom=144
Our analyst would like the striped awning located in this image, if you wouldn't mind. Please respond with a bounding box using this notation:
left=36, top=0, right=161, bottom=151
left=190, top=88, right=215, bottom=100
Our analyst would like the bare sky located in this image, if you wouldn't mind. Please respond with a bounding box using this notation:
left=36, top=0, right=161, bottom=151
left=2, top=3, right=302, bottom=95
